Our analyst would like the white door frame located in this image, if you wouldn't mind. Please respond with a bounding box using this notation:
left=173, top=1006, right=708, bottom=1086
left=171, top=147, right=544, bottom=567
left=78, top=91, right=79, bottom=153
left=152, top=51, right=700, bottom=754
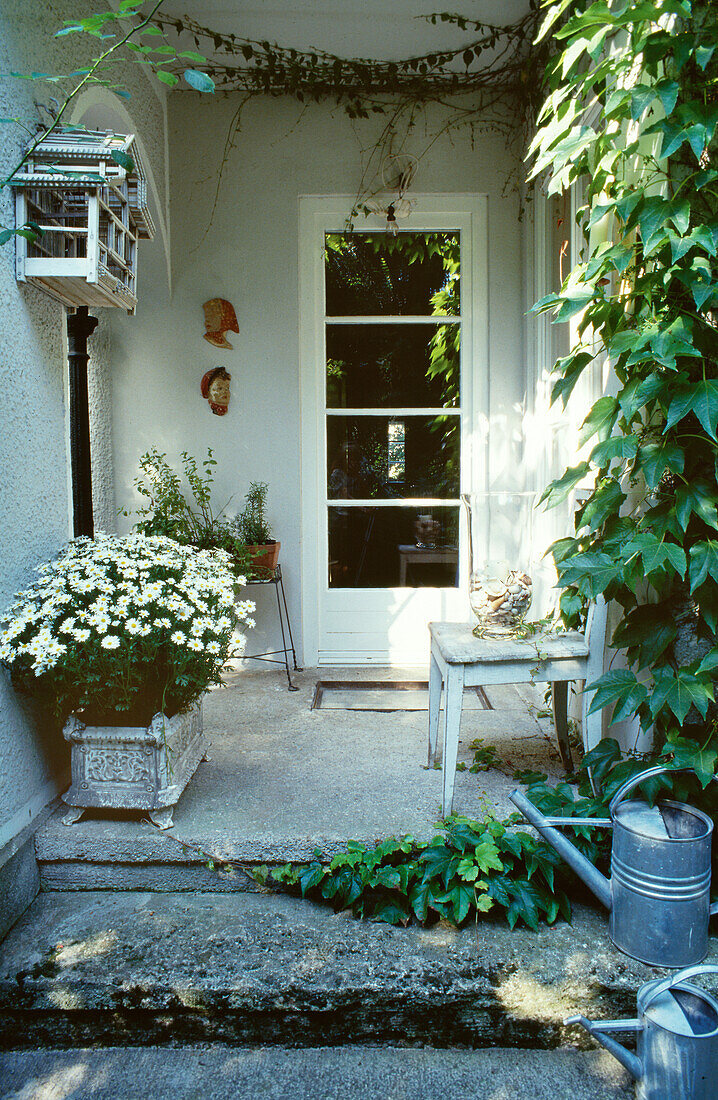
left=298, top=194, right=489, bottom=665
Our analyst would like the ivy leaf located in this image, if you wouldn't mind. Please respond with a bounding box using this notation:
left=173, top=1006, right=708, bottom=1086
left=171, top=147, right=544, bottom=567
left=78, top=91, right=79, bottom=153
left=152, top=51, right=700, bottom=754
left=612, top=605, right=677, bottom=668
left=539, top=462, right=590, bottom=508
left=473, top=839, right=504, bottom=875
left=110, top=149, right=134, bottom=172
left=156, top=71, right=179, bottom=87
left=409, top=879, right=437, bottom=922
left=666, top=381, right=718, bottom=440
left=558, top=551, right=620, bottom=596
left=505, top=880, right=543, bottom=931
left=655, top=79, right=680, bottom=117
left=590, top=436, right=638, bottom=467
left=370, top=898, right=410, bottom=926
left=457, top=857, right=479, bottom=882
left=370, top=866, right=402, bottom=890
left=630, top=85, right=656, bottom=120
left=689, top=542, right=718, bottom=593
left=587, top=669, right=649, bottom=724
left=578, top=396, right=619, bottom=445
left=651, top=668, right=714, bottom=724
left=434, top=882, right=474, bottom=924
left=581, top=737, right=623, bottom=788
left=183, top=69, right=215, bottom=93
left=675, top=483, right=718, bottom=531
left=668, top=735, right=717, bottom=787
left=298, top=862, right=326, bottom=895
left=637, top=441, right=684, bottom=489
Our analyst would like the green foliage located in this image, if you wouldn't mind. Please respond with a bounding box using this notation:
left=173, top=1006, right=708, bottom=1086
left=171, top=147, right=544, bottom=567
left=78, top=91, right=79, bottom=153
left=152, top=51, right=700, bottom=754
left=468, top=738, right=502, bottom=773
left=256, top=814, right=569, bottom=930
left=125, top=448, right=251, bottom=574
left=532, top=0, right=718, bottom=741
left=238, top=481, right=273, bottom=545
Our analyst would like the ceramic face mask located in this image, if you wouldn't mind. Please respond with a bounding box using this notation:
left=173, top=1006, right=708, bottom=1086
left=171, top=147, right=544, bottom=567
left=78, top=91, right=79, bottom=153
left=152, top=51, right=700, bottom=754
left=201, top=366, right=231, bottom=415
left=202, top=298, right=239, bottom=348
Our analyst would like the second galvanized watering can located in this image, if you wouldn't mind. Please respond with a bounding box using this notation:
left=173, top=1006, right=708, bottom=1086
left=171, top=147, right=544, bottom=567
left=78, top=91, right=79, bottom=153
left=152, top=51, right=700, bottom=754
left=566, top=964, right=718, bottom=1099
left=511, top=765, right=718, bottom=967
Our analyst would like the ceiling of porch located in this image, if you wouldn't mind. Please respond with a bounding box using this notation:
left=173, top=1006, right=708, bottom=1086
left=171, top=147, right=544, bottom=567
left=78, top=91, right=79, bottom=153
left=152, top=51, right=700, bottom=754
left=159, top=0, right=534, bottom=62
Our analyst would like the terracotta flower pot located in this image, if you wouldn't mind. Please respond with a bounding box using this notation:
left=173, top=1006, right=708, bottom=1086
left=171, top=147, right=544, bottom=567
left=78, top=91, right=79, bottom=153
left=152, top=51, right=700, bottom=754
left=246, top=540, right=280, bottom=577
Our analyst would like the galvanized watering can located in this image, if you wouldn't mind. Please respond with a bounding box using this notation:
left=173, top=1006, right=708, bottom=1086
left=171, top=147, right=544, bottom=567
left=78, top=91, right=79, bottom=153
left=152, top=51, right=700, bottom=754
left=511, top=764, right=718, bottom=967
left=566, top=964, right=718, bottom=1099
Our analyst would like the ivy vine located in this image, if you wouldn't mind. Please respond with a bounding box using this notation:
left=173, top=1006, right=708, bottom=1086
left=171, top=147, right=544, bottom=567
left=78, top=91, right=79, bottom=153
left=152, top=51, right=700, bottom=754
left=532, top=0, right=718, bottom=768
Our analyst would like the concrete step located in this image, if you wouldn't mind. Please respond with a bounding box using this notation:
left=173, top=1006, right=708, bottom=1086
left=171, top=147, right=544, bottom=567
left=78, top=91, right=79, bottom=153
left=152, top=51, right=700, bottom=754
left=0, top=889, right=685, bottom=1052
left=0, top=1045, right=633, bottom=1099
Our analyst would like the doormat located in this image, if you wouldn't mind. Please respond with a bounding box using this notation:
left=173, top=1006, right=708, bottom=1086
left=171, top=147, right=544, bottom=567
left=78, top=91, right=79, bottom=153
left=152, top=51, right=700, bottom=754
left=311, top=680, right=492, bottom=712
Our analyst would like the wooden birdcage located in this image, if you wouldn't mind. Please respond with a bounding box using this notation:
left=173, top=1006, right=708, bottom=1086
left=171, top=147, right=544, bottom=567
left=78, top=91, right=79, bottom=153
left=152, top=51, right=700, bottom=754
left=10, top=129, right=155, bottom=313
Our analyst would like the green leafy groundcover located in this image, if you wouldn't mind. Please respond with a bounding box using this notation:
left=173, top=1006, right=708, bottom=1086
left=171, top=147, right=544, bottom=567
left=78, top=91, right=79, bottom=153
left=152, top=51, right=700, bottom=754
left=256, top=737, right=718, bottom=929
left=257, top=816, right=570, bottom=930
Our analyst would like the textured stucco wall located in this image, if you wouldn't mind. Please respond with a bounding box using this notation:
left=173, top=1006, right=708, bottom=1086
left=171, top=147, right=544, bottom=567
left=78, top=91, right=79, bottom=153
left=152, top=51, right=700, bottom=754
left=108, top=92, right=526, bottom=663
left=0, top=0, right=169, bottom=845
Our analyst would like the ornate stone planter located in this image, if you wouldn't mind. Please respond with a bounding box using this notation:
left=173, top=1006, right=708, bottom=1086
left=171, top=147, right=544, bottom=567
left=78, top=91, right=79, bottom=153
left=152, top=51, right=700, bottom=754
left=61, top=703, right=207, bottom=829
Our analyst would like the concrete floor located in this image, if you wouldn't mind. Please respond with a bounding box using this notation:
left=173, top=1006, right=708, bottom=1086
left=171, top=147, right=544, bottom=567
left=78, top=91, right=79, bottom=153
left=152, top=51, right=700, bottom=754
left=0, top=1046, right=632, bottom=1100
left=37, top=667, right=568, bottom=865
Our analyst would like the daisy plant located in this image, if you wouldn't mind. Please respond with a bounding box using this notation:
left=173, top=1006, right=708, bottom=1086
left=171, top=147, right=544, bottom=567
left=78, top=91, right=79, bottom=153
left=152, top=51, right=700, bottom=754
left=0, top=534, right=255, bottom=725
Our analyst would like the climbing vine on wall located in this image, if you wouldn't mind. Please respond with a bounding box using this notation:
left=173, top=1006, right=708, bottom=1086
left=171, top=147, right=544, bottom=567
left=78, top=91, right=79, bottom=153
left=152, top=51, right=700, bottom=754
left=1, top=3, right=545, bottom=243
left=532, top=0, right=718, bottom=770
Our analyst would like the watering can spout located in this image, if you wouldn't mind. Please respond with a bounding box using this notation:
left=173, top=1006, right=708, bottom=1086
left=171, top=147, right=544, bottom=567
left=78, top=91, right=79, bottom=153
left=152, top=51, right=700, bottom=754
left=510, top=789, right=612, bottom=911
left=565, top=1015, right=642, bottom=1081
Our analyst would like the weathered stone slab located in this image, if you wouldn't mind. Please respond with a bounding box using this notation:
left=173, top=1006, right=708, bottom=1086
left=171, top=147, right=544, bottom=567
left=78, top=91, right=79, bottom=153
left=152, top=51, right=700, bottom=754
left=1, top=889, right=711, bottom=1051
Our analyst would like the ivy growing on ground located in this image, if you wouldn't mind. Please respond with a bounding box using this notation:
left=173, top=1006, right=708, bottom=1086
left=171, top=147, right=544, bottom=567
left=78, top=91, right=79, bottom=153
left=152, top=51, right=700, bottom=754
left=255, top=812, right=570, bottom=931
left=531, top=0, right=718, bottom=765
left=254, top=735, right=718, bottom=929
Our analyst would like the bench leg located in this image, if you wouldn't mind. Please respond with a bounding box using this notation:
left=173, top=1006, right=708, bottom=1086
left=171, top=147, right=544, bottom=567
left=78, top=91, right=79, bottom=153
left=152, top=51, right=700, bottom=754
left=428, top=651, right=442, bottom=766
left=551, top=680, right=573, bottom=773
left=441, top=665, right=464, bottom=818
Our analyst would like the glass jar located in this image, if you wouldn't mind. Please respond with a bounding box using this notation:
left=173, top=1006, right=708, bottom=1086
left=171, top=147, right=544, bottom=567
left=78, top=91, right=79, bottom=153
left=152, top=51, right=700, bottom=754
left=462, top=492, right=537, bottom=636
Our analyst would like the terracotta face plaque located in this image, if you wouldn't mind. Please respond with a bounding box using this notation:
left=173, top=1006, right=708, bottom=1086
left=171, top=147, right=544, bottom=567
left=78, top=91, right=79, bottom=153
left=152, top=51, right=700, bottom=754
left=202, top=298, right=239, bottom=348
left=201, top=366, right=231, bottom=416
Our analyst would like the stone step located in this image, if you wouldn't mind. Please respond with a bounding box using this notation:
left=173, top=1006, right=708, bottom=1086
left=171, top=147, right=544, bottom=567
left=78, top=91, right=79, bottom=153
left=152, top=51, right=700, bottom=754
left=35, top=810, right=337, bottom=892
left=0, top=889, right=687, bottom=1052
left=0, top=1045, right=632, bottom=1099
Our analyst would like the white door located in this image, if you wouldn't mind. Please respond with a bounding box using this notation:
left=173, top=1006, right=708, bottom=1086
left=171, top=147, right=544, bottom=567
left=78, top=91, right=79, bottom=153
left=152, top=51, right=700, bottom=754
left=300, top=196, right=488, bottom=665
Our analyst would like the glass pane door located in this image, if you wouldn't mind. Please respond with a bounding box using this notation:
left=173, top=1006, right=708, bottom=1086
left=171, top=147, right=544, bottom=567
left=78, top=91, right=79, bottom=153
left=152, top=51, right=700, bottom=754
left=324, top=231, right=461, bottom=590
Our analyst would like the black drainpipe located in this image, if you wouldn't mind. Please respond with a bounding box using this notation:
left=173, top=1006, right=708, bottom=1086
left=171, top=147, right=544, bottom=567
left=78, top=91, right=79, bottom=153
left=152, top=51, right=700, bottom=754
left=67, top=306, right=99, bottom=538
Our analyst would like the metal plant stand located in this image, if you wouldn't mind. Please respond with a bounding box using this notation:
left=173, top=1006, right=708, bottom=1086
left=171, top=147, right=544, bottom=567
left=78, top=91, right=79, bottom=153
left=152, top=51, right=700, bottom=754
left=243, top=564, right=301, bottom=690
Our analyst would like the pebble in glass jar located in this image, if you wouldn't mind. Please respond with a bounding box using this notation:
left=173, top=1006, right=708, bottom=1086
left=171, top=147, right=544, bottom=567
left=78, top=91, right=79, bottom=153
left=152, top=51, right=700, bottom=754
left=470, top=568, right=532, bottom=636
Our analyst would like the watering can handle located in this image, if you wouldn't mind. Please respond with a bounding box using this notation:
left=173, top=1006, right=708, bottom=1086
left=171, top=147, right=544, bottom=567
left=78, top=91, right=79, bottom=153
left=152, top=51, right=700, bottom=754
left=608, top=764, right=697, bottom=817
left=642, top=964, right=718, bottom=1012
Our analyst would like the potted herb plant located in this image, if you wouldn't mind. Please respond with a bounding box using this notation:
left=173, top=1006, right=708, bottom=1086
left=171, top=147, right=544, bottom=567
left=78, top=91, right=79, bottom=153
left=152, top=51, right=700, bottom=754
left=0, top=534, right=255, bottom=828
left=127, top=447, right=252, bottom=578
left=237, top=481, right=280, bottom=577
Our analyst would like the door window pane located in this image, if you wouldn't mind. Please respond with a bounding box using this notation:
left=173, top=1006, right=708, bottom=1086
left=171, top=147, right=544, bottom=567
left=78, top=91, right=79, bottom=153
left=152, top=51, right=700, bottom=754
left=325, top=232, right=460, bottom=316
left=326, top=323, right=459, bottom=409
left=327, top=415, right=460, bottom=499
left=328, top=506, right=460, bottom=588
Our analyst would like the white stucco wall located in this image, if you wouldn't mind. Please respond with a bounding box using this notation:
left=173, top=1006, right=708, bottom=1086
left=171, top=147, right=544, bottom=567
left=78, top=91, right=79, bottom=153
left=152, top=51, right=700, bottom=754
left=0, top=0, right=169, bottom=845
left=108, top=92, right=526, bottom=662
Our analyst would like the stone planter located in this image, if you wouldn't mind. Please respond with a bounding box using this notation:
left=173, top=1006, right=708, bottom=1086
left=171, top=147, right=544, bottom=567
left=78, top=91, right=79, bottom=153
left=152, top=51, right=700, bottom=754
left=61, top=702, right=207, bottom=829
